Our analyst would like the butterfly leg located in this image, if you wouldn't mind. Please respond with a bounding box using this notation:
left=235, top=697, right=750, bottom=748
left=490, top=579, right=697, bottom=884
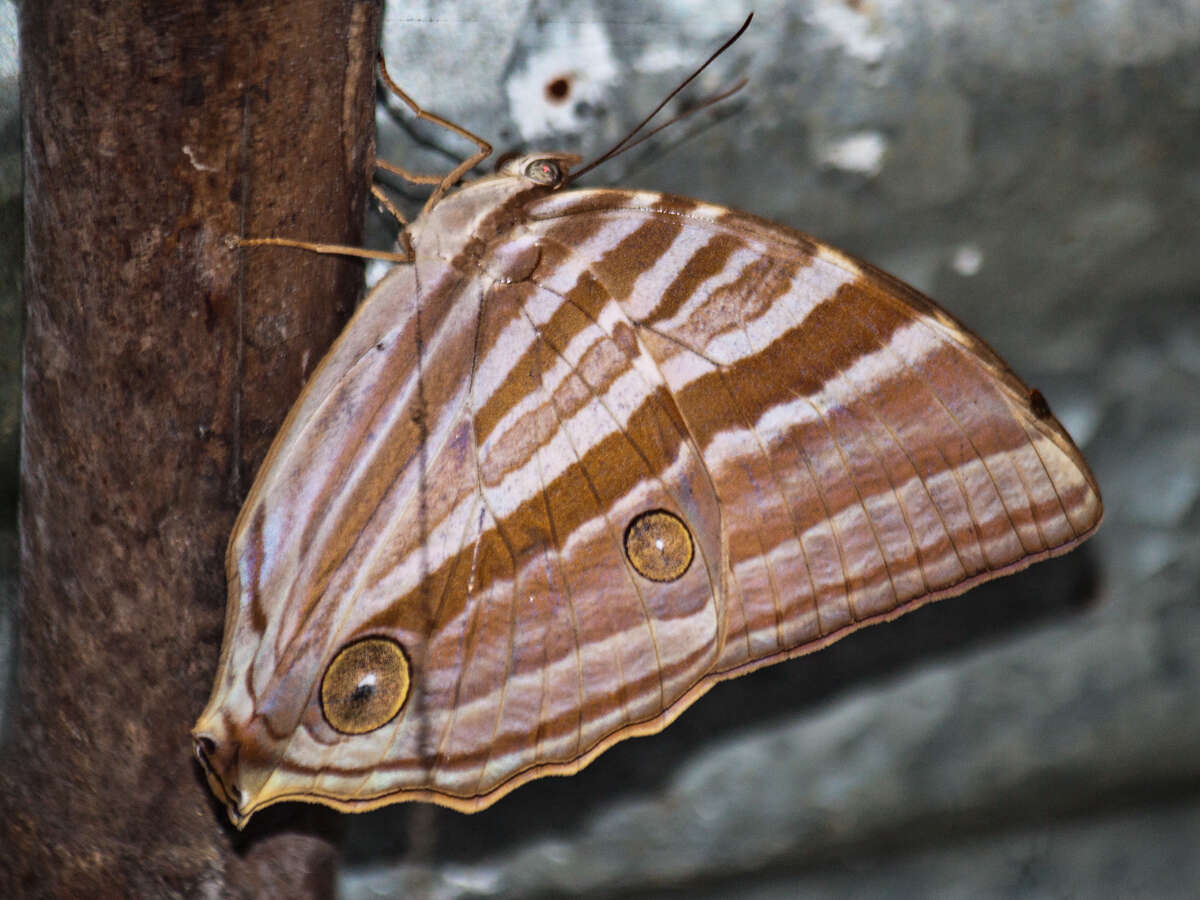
left=232, top=154, right=415, bottom=264
left=233, top=234, right=413, bottom=264
left=376, top=54, right=492, bottom=214
left=367, top=183, right=416, bottom=260
left=234, top=182, right=414, bottom=262
left=373, top=158, right=445, bottom=187
left=235, top=52, right=497, bottom=266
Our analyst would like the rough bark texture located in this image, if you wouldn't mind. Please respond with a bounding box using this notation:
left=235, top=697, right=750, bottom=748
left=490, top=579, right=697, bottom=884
left=3, top=0, right=380, bottom=895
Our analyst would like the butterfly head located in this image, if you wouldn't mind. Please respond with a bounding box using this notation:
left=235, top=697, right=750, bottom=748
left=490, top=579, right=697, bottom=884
left=494, top=151, right=582, bottom=188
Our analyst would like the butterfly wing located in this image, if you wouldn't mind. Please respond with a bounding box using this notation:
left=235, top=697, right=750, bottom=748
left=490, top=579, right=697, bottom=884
left=522, top=188, right=1102, bottom=682
left=195, top=181, right=1101, bottom=824
left=194, top=229, right=728, bottom=819
left=195, top=252, right=495, bottom=819
left=427, top=264, right=727, bottom=803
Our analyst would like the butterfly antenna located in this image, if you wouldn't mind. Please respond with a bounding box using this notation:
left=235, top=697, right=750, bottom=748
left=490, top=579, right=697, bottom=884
left=568, top=13, right=753, bottom=184
left=605, top=80, right=748, bottom=186
left=608, top=76, right=747, bottom=159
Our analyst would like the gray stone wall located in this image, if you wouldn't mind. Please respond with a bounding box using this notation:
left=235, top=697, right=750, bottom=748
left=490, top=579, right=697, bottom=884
left=346, top=2, right=1200, bottom=897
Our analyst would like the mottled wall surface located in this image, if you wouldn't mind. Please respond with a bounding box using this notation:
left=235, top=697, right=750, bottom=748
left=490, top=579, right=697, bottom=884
left=348, top=2, right=1200, bottom=898
left=2, top=0, right=1198, bottom=897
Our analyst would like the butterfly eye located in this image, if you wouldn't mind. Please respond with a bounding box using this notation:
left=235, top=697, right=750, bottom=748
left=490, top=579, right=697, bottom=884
left=321, top=637, right=410, bottom=735
left=624, top=510, right=694, bottom=582
left=523, top=158, right=564, bottom=187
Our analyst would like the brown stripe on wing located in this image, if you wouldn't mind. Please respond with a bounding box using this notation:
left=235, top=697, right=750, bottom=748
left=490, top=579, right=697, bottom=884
left=646, top=231, right=743, bottom=325
left=530, top=188, right=700, bottom=223
left=472, top=276, right=650, bottom=454
left=556, top=194, right=700, bottom=304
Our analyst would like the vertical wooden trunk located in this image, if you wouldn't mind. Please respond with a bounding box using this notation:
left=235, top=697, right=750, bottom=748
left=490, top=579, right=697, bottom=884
left=3, top=0, right=380, bottom=894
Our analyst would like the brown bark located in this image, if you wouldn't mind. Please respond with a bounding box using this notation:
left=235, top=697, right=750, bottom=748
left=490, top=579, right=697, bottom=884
left=4, top=0, right=381, bottom=895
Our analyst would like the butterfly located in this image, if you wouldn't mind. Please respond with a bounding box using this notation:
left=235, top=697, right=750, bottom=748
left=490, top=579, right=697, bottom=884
left=192, top=28, right=1102, bottom=828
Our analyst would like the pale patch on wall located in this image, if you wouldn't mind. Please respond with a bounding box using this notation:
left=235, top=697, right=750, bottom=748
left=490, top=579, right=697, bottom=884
left=0, top=1, right=16, bottom=82
left=807, top=0, right=896, bottom=65
left=815, top=131, right=889, bottom=177
left=505, top=21, right=619, bottom=142
left=951, top=243, right=984, bottom=276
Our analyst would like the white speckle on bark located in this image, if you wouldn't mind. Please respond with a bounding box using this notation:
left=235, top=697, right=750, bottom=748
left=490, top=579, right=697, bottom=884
left=182, top=145, right=218, bottom=173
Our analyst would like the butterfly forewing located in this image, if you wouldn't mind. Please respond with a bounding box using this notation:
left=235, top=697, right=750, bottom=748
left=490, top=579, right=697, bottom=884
left=525, top=188, right=1101, bottom=678
left=194, top=160, right=1101, bottom=825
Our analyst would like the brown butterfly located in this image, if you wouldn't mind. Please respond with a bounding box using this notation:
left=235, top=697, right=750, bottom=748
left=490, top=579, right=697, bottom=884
left=193, top=26, right=1102, bottom=827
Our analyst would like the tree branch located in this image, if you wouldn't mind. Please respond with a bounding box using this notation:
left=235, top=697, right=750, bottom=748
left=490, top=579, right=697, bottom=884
left=3, top=0, right=381, bottom=894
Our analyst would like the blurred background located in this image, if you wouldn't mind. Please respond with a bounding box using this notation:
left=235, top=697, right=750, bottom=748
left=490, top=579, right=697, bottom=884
left=4, top=1, right=1199, bottom=897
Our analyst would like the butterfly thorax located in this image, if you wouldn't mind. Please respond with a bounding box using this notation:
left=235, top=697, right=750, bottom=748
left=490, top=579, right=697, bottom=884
left=406, top=152, right=581, bottom=278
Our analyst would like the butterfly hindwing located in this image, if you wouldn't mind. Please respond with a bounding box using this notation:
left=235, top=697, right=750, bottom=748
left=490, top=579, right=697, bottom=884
left=204, top=206, right=729, bottom=813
